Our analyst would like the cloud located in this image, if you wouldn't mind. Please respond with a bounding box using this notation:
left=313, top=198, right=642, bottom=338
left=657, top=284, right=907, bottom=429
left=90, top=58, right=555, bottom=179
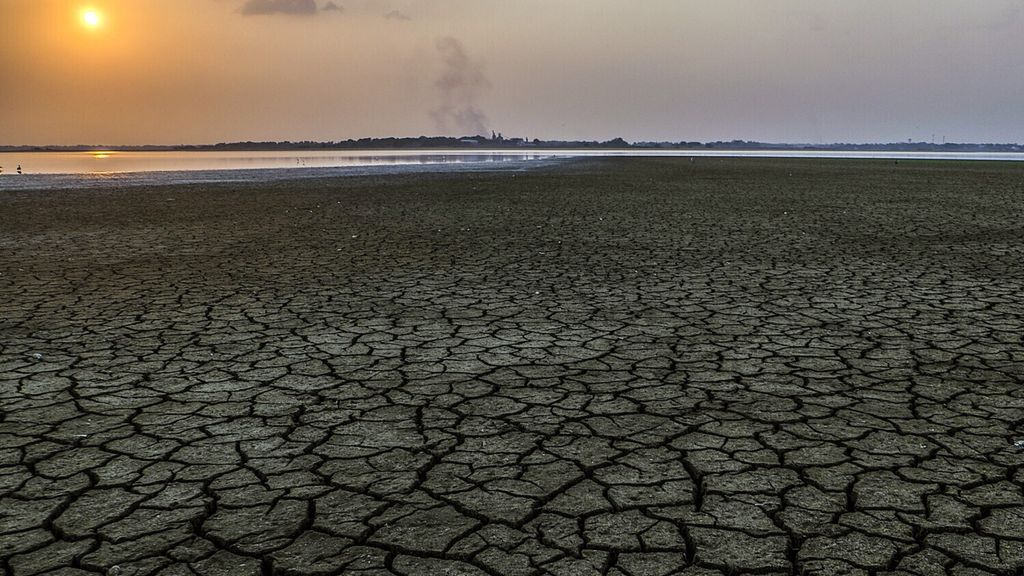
left=322, top=2, right=343, bottom=12
left=384, top=10, right=410, bottom=21
left=430, top=37, right=490, bottom=137
left=240, top=0, right=317, bottom=15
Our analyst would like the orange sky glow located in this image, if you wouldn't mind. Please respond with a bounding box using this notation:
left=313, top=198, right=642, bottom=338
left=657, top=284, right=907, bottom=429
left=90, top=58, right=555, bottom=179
left=2, top=0, right=1023, bottom=145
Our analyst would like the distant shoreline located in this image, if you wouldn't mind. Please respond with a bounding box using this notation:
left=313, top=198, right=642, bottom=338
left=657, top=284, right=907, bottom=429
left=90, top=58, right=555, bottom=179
left=2, top=137, right=1023, bottom=154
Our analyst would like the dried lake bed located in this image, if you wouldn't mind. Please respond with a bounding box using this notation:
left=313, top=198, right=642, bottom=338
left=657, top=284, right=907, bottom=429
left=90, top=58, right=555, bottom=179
left=1, top=158, right=1023, bottom=576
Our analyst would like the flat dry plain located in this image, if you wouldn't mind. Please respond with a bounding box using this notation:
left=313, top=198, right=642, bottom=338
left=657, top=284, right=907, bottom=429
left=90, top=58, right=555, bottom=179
left=1, top=158, right=1023, bottom=576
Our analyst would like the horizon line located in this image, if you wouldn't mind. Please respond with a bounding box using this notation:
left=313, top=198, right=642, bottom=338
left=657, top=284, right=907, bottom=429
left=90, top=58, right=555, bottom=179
left=2, top=137, right=1023, bottom=150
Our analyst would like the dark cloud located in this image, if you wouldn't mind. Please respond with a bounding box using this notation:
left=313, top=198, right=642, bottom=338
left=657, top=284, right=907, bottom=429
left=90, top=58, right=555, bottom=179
left=384, top=10, right=411, bottom=21
left=322, top=2, right=343, bottom=12
left=240, top=0, right=317, bottom=16
left=430, top=37, right=489, bottom=137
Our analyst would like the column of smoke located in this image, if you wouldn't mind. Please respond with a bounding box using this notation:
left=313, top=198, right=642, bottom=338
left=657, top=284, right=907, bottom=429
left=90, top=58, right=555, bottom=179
left=431, top=37, right=490, bottom=137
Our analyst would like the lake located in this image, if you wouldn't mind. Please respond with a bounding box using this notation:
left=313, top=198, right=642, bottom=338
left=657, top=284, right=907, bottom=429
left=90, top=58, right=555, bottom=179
left=0, top=150, right=566, bottom=176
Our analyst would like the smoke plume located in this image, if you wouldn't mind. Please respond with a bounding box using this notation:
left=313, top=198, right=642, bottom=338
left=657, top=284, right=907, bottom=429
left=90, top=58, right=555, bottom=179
left=239, top=0, right=317, bottom=16
left=430, top=37, right=490, bottom=137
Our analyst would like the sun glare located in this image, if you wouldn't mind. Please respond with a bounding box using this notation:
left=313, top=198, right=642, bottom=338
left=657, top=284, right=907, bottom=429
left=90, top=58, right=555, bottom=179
left=81, top=9, right=102, bottom=29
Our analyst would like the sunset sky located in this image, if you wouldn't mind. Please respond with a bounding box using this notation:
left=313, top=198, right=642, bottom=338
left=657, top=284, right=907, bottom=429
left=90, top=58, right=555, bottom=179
left=2, top=0, right=1023, bottom=145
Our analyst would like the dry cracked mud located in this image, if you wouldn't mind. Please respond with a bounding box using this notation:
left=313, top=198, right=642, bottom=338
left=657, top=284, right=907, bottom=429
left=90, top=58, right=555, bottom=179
left=1, top=158, right=1023, bottom=576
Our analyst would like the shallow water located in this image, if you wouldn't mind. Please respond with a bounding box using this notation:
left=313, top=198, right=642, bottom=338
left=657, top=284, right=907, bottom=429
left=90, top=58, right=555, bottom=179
left=0, top=150, right=563, bottom=176
left=0, top=150, right=566, bottom=190
left=0, top=161, right=558, bottom=192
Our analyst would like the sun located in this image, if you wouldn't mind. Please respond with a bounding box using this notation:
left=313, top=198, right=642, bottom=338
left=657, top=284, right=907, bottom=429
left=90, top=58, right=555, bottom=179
left=81, top=8, right=102, bottom=29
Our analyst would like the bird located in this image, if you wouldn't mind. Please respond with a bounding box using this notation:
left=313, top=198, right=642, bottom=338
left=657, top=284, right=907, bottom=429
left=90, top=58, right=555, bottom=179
left=17, top=164, right=22, bottom=174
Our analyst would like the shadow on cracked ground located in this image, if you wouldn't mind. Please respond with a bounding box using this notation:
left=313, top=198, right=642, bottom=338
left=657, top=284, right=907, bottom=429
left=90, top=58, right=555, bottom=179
left=1, top=157, right=1023, bottom=576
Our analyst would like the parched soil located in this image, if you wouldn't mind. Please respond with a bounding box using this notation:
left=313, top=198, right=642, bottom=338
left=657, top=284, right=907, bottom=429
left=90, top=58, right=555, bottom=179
left=1, top=158, right=1023, bottom=576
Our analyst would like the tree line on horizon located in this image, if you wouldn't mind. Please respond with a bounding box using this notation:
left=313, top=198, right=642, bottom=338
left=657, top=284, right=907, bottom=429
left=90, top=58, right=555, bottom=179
left=2, top=136, right=1022, bottom=153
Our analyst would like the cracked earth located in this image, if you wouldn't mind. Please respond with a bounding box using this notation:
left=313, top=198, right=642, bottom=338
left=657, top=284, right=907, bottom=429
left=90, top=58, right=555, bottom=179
left=1, top=158, right=1023, bottom=576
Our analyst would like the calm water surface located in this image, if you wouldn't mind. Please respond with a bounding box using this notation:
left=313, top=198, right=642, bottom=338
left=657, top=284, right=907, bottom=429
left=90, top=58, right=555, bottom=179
left=0, top=150, right=561, bottom=175
left=0, top=150, right=563, bottom=190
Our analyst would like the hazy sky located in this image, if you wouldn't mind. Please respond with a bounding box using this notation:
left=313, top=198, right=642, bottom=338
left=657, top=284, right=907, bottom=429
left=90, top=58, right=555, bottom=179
left=2, top=0, right=1023, bottom=145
